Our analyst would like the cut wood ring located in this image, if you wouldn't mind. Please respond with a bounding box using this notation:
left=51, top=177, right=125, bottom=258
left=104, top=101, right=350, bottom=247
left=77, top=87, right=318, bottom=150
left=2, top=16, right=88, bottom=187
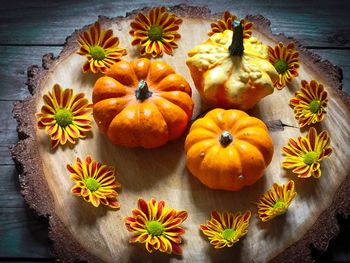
left=11, top=5, right=350, bottom=262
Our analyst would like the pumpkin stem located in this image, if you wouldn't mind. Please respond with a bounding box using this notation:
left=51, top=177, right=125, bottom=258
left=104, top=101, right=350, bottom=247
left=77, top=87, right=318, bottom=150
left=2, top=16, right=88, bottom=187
left=228, top=20, right=244, bottom=56
left=219, top=131, right=233, bottom=146
left=135, top=80, right=152, bottom=101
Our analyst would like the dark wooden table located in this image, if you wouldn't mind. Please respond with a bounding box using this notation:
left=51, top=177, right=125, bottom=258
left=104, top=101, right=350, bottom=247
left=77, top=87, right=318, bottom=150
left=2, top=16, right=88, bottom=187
left=0, top=0, right=349, bottom=262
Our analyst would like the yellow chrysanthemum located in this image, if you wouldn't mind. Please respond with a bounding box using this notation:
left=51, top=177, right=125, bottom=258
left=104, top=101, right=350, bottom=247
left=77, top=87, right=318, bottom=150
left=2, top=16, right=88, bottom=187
left=67, top=156, right=121, bottom=208
left=282, top=127, right=332, bottom=178
left=77, top=21, right=127, bottom=74
left=129, top=7, right=182, bottom=57
left=290, top=80, right=328, bottom=127
left=36, top=84, right=93, bottom=149
left=200, top=210, right=251, bottom=249
left=268, top=42, right=300, bottom=89
left=125, top=198, right=188, bottom=255
left=257, top=180, right=296, bottom=222
left=208, top=11, right=253, bottom=38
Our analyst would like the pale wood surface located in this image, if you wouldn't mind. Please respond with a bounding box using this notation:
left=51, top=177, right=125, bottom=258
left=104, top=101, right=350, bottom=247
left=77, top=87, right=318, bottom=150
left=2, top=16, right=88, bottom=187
left=27, top=13, right=350, bottom=262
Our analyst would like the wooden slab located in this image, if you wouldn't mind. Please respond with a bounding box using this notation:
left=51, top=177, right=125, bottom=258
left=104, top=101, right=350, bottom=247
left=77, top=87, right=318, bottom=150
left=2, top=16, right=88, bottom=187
left=11, top=5, right=350, bottom=263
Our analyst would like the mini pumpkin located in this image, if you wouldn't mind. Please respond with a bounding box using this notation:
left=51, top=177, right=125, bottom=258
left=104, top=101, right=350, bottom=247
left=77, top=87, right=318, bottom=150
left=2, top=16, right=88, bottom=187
left=186, top=21, right=278, bottom=110
left=185, top=108, right=274, bottom=191
left=93, top=58, right=193, bottom=148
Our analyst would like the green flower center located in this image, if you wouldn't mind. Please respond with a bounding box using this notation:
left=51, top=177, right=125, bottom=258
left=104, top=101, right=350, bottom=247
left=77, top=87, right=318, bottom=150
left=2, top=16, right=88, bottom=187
left=274, top=59, right=289, bottom=74
left=146, top=220, right=164, bottom=236
left=85, top=177, right=100, bottom=192
left=54, top=108, right=73, bottom=127
left=148, top=25, right=163, bottom=41
left=222, top=228, right=236, bottom=240
left=273, top=201, right=284, bottom=209
left=90, top=46, right=106, bottom=60
left=303, top=151, right=318, bottom=166
left=309, top=100, right=321, bottom=114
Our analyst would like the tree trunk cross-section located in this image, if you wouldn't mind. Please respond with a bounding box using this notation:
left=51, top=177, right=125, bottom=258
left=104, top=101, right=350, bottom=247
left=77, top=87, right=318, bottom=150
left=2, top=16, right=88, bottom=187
left=10, top=5, right=350, bottom=263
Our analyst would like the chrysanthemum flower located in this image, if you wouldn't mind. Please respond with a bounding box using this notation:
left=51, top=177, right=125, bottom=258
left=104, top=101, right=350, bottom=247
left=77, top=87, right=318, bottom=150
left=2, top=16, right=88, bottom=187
left=125, top=198, right=188, bottom=255
left=129, top=7, right=182, bottom=57
left=67, top=156, right=121, bottom=208
left=77, top=22, right=127, bottom=74
left=36, top=84, right=93, bottom=149
left=257, top=180, right=296, bottom=222
left=282, top=127, right=332, bottom=178
left=290, top=80, right=328, bottom=127
left=200, top=210, right=251, bottom=249
left=208, top=11, right=253, bottom=38
left=268, top=42, right=300, bottom=89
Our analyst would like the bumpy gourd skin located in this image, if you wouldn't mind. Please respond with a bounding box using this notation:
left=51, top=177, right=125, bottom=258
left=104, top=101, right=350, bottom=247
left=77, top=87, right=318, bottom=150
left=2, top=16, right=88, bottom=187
left=185, top=108, right=274, bottom=191
left=186, top=30, right=279, bottom=110
left=93, top=58, right=193, bottom=148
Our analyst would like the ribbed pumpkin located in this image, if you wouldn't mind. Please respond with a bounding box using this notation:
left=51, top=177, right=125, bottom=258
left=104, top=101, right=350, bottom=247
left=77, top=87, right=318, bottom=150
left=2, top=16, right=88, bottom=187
left=186, top=21, right=278, bottom=110
left=93, top=58, right=193, bottom=148
left=185, top=108, right=274, bottom=191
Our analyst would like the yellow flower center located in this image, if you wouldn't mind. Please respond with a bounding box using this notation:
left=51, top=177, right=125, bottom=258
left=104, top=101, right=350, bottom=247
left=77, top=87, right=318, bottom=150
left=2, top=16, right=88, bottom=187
left=85, top=177, right=100, bottom=192
left=309, top=100, right=321, bottom=114
left=303, top=151, right=318, bottom=165
left=148, top=25, right=163, bottom=41
left=146, top=220, right=164, bottom=236
left=90, top=46, right=106, bottom=61
left=54, top=108, right=73, bottom=127
left=222, top=228, right=236, bottom=240
left=274, top=59, right=289, bottom=74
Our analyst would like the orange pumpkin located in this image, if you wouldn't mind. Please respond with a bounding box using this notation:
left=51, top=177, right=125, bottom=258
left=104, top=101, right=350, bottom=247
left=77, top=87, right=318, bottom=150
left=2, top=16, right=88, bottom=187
left=93, top=58, right=193, bottom=148
left=185, top=108, right=273, bottom=191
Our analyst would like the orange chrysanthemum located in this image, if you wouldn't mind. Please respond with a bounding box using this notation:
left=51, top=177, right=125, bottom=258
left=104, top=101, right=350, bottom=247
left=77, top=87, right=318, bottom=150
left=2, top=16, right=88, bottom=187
left=208, top=11, right=253, bottom=38
left=290, top=80, right=328, bottom=127
left=257, top=180, right=296, bottom=222
left=36, top=84, right=93, bottom=149
left=268, top=42, right=300, bottom=89
left=67, top=156, right=121, bottom=208
left=200, top=211, right=251, bottom=249
left=282, top=127, right=332, bottom=178
left=129, top=7, right=182, bottom=57
left=77, top=22, right=127, bottom=74
left=125, top=198, right=188, bottom=255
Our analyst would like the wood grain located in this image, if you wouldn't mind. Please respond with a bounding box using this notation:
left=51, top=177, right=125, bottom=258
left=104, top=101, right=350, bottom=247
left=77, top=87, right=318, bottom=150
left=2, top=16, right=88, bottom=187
left=0, top=46, right=61, bottom=101
left=0, top=147, right=12, bottom=165
left=0, top=0, right=349, bottom=48
left=0, top=101, right=18, bottom=146
left=0, top=166, right=51, bottom=258
left=11, top=7, right=350, bottom=262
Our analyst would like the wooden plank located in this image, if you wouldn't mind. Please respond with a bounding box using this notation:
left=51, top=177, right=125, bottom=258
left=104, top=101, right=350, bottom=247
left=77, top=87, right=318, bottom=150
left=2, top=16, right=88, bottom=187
left=0, top=146, right=12, bottom=165
left=0, top=101, right=18, bottom=146
left=0, top=165, right=25, bottom=208
left=0, top=166, right=52, bottom=258
left=0, top=206, right=52, bottom=258
left=0, top=46, right=61, bottom=101
left=0, top=0, right=349, bottom=47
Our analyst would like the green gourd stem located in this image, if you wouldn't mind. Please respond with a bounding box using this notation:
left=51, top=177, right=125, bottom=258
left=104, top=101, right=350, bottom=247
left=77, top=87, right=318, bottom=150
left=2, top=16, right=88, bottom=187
left=219, top=131, right=233, bottom=146
left=228, top=20, right=244, bottom=56
left=135, top=80, right=152, bottom=101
